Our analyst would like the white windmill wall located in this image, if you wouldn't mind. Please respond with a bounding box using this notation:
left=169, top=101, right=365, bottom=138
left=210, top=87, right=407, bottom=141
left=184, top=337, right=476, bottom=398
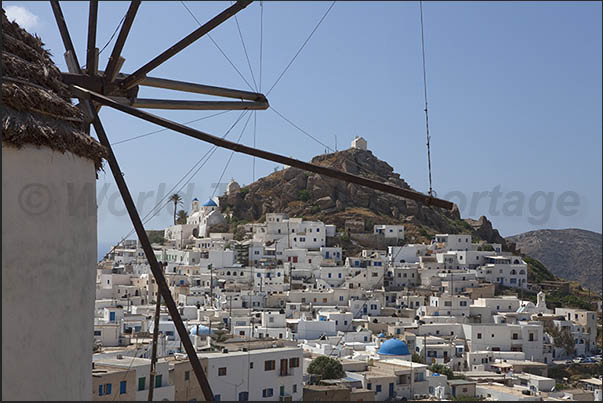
left=2, top=144, right=97, bottom=400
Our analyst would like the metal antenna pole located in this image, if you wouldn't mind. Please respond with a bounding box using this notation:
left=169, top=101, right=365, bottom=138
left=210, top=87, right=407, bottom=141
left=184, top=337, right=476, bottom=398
left=229, top=295, right=233, bottom=331
left=148, top=290, right=162, bottom=401
left=209, top=264, right=213, bottom=338
left=419, top=0, right=433, bottom=197
left=424, top=334, right=428, bottom=365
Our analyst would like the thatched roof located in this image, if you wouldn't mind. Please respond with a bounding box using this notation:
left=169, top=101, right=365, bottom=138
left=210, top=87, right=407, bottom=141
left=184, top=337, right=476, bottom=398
left=1, top=9, right=106, bottom=171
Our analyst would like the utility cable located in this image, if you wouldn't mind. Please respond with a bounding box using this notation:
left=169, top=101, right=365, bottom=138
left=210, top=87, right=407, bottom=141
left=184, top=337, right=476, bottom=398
left=211, top=111, right=254, bottom=198
left=231, top=1, right=258, bottom=91
left=253, top=1, right=264, bottom=181
left=180, top=0, right=256, bottom=92
left=111, top=110, right=231, bottom=146
left=265, top=1, right=336, bottom=96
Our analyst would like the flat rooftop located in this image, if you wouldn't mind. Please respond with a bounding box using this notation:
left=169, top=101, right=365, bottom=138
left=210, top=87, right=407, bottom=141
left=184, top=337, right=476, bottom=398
left=199, top=346, right=301, bottom=359
left=378, top=358, right=428, bottom=369
left=579, top=378, right=602, bottom=386
left=95, top=356, right=151, bottom=368
left=92, top=365, right=134, bottom=376
left=476, top=382, right=528, bottom=397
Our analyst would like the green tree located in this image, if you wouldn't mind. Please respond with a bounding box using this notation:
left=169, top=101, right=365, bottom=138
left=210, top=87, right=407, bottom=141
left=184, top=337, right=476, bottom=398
left=211, top=328, right=229, bottom=343
left=428, top=363, right=454, bottom=378
left=546, top=322, right=576, bottom=356
left=558, top=327, right=576, bottom=356
left=298, top=189, right=311, bottom=202
left=412, top=353, right=425, bottom=364
left=176, top=209, right=188, bottom=224
left=307, top=356, right=345, bottom=380
left=147, top=230, right=165, bottom=245
left=168, top=193, right=183, bottom=225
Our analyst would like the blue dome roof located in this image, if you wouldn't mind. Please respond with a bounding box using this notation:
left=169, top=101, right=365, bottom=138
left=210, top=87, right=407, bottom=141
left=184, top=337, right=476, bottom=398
left=189, top=325, right=212, bottom=335
left=378, top=338, right=410, bottom=356
left=202, top=199, right=217, bottom=207
left=193, top=197, right=199, bottom=201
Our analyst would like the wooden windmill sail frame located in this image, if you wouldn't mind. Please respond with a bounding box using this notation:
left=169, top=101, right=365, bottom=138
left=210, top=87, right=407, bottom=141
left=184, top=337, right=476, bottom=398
left=49, top=1, right=454, bottom=400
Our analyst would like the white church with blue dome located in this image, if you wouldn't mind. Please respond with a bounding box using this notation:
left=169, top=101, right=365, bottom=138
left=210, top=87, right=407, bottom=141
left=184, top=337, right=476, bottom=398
left=353, top=337, right=412, bottom=362
left=377, top=338, right=411, bottom=359
left=187, top=197, right=227, bottom=238
left=164, top=195, right=228, bottom=246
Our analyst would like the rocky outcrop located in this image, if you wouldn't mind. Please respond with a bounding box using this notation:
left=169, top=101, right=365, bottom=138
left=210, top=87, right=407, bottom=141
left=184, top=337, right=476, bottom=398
left=465, top=216, right=511, bottom=250
left=220, top=148, right=510, bottom=247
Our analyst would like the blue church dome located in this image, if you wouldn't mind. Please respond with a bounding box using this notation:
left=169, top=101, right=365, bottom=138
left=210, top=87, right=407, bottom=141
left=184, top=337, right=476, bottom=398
left=378, top=338, right=410, bottom=356
left=189, top=325, right=212, bottom=335
left=193, top=197, right=199, bottom=201
left=202, top=199, right=217, bottom=207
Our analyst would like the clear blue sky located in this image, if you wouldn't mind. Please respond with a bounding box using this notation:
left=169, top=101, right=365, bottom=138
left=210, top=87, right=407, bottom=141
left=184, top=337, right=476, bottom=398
left=5, top=1, right=602, bottom=258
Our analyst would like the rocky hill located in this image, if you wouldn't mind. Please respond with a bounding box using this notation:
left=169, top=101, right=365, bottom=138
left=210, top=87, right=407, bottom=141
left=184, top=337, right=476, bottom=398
left=507, top=229, right=602, bottom=291
left=220, top=148, right=509, bottom=248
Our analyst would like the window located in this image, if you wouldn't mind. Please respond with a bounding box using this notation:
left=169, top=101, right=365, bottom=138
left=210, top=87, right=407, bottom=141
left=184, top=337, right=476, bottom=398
left=376, top=385, right=382, bottom=392
left=280, top=386, right=285, bottom=396
left=138, top=377, right=146, bottom=391
left=155, top=375, right=162, bottom=388
left=98, top=384, right=103, bottom=396
left=293, top=384, right=298, bottom=393
left=290, top=357, right=300, bottom=368
left=120, top=380, right=127, bottom=394
left=215, top=395, right=221, bottom=401
left=104, top=383, right=112, bottom=395
left=94, top=330, right=101, bottom=336
left=265, top=360, right=275, bottom=371
left=512, top=333, right=518, bottom=340
left=238, top=392, right=249, bottom=401
left=367, top=383, right=372, bottom=390
left=477, top=333, right=482, bottom=339
left=262, top=388, right=273, bottom=397
left=184, top=371, right=190, bottom=381
left=250, top=362, right=254, bottom=369
left=529, top=333, right=534, bottom=342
